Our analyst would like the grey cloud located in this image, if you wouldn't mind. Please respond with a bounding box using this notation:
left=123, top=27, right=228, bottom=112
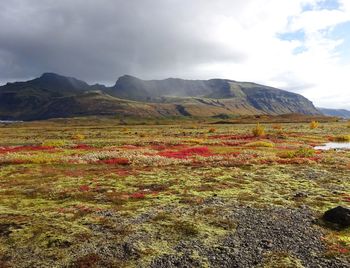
left=0, top=0, right=247, bottom=84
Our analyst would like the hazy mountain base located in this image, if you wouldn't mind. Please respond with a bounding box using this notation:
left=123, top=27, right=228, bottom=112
left=318, top=108, right=350, bottom=119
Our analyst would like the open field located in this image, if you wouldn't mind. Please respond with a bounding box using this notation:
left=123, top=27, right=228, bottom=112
left=0, top=117, right=349, bottom=267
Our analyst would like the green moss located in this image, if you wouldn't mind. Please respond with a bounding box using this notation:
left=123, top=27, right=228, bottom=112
left=260, top=252, right=304, bottom=268
left=0, top=120, right=349, bottom=266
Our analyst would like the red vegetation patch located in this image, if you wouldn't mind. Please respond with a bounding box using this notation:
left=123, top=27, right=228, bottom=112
left=100, top=158, right=130, bottom=165
left=129, top=192, right=146, bottom=199
left=327, top=135, right=335, bottom=141
left=158, top=146, right=213, bottom=159
left=0, top=145, right=54, bottom=154
left=328, top=244, right=349, bottom=254
left=73, top=253, right=100, bottom=268
left=72, top=144, right=93, bottom=150
left=308, top=143, right=319, bottom=147
left=307, top=156, right=322, bottom=162
left=79, top=185, right=90, bottom=192
left=9, top=159, right=26, bottom=164
left=343, top=197, right=350, bottom=203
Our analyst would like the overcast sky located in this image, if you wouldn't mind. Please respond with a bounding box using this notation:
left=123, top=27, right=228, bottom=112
left=0, top=0, right=349, bottom=109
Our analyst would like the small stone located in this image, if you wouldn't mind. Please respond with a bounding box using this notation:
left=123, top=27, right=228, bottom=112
left=293, top=192, right=308, bottom=199
left=260, top=239, right=273, bottom=249
left=323, top=206, right=350, bottom=228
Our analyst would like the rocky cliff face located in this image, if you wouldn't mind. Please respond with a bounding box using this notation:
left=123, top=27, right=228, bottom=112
left=0, top=73, right=320, bottom=120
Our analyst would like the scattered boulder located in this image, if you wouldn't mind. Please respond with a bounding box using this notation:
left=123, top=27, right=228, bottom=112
left=323, top=206, right=350, bottom=228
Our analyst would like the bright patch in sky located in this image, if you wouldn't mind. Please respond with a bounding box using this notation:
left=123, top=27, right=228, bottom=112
left=278, top=30, right=306, bottom=42
left=328, top=21, right=350, bottom=62
left=317, top=0, right=341, bottom=10
left=302, top=0, right=340, bottom=11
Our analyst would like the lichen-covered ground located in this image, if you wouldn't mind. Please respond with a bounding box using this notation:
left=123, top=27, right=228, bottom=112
left=0, top=118, right=349, bottom=267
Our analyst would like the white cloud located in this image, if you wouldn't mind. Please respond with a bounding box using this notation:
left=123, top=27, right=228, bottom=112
left=189, top=0, right=350, bottom=109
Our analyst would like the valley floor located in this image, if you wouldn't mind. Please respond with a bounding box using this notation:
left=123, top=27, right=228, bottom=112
left=0, top=118, right=349, bottom=267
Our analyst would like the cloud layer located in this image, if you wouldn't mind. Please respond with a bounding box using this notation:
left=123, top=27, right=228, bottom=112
left=0, top=0, right=349, bottom=108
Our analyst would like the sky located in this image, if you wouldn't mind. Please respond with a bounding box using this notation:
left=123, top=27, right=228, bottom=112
left=0, top=0, right=349, bottom=109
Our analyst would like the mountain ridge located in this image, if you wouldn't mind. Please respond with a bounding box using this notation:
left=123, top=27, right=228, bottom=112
left=318, top=107, right=350, bottom=119
left=0, top=73, right=321, bottom=120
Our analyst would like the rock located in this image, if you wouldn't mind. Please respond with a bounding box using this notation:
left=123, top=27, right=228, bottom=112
left=121, top=242, right=140, bottom=260
left=260, top=239, right=273, bottom=249
left=323, top=206, right=350, bottom=227
left=293, top=192, right=308, bottom=199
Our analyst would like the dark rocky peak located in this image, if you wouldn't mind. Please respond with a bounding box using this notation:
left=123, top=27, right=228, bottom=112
left=114, top=75, right=144, bottom=88
left=33, top=72, right=90, bottom=91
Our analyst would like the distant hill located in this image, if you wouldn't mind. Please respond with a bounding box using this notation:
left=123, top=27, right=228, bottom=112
left=0, top=73, right=320, bottom=120
left=318, top=107, right=350, bottom=119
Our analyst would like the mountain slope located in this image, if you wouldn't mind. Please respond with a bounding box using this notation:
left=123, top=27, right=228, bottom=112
left=0, top=73, right=92, bottom=120
left=0, top=73, right=320, bottom=120
left=108, top=75, right=320, bottom=115
left=318, top=107, right=350, bottom=119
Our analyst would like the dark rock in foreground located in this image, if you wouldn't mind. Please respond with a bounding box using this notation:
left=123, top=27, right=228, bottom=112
left=323, top=206, right=350, bottom=228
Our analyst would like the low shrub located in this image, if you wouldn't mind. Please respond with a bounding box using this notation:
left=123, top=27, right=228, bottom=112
left=310, top=121, right=319, bottom=129
left=294, top=147, right=315, bottom=157
left=252, top=123, right=265, bottom=137
left=277, top=151, right=296, bottom=159
left=278, top=147, right=315, bottom=158
left=245, top=141, right=275, bottom=148
left=42, top=140, right=68, bottom=147
left=72, top=133, right=85, bottom=141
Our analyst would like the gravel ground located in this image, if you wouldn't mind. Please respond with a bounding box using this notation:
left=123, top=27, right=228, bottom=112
left=150, top=206, right=350, bottom=268
left=3, top=204, right=349, bottom=267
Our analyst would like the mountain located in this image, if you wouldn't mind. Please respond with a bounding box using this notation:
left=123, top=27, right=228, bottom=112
left=108, top=75, right=320, bottom=115
left=318, top=107, right=350, bottom=119
left=0, top=73, right=91, bottom=120
left=0, top=73, right=320, bottom=120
